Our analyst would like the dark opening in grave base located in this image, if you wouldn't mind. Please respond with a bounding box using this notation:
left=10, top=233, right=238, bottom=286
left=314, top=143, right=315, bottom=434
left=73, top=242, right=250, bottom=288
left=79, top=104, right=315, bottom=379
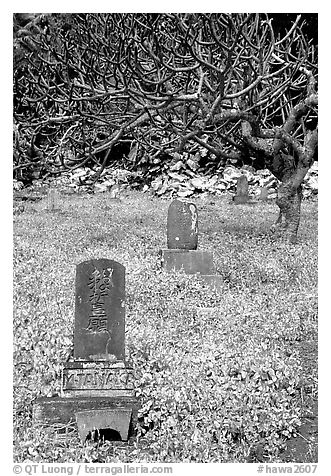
left=86, top=428, right=122, bottom=442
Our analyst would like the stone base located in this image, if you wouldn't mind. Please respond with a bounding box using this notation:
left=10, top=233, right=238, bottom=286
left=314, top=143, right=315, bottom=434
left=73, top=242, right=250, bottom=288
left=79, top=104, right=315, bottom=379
left=33, top=395, right=139, bottom=442
left=76, top=407, right=132, bottom=442
left=233, top=195, right=250, bottom=204
left=160, top=249, right=215, bottom=275
left=61, top=360, right=134, bottom=398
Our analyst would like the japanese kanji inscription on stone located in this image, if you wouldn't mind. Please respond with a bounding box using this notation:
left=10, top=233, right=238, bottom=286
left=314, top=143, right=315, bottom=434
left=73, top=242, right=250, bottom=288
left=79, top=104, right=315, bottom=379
left=74, top=259, right=125, bottom=361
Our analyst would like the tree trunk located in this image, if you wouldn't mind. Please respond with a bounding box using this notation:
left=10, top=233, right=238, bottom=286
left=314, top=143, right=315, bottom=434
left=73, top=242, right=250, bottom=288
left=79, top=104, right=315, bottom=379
left=273, top=181, right=303, bottom=244
left=270, top=154, right=309, bottom=244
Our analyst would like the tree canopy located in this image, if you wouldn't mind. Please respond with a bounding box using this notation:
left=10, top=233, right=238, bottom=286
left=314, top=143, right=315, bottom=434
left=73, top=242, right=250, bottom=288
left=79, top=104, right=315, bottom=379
left=14, top=13, right=317, bottom=182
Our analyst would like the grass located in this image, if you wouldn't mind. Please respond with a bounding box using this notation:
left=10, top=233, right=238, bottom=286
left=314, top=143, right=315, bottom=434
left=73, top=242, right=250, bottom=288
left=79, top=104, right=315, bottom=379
left=13, top=190, right=318, bottom=463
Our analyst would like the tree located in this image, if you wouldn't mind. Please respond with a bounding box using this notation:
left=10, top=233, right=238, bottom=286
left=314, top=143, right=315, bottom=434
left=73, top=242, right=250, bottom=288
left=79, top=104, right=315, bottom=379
left=14, top=13, right=318, bottom=243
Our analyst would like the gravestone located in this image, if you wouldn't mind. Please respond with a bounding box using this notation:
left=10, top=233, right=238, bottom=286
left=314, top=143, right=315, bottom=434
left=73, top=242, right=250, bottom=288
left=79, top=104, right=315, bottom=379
left=47, top=188, right=59, bottom=211
left=233, top=175, right=250, bottom=204
left=160, top=200, right=222, bottom=288
left=259, top=186, right=269, bottom=201
left=167, top=199, right=198, bottom=249
left=74, top=259, right=125, bottom=361
left=33, top=259, right=139, bottom=442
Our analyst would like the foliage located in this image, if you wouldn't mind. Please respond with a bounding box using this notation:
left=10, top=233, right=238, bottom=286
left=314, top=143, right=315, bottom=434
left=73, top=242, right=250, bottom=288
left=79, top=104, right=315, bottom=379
left=13, top=191, right=317, bottom=463
left=14, top=13, right=317, bottom=182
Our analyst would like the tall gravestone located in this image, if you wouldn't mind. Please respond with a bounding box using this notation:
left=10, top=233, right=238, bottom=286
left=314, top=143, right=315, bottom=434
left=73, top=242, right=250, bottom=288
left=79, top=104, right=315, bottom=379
left=233, top=175, right=250, bottom=204
left=160, top=199, right=222, bottom=288
left=74, top=259, right=125, bottom=361
left=33, top=259, right=139, bottom=442
left=167, top=200, right=198, bottom=250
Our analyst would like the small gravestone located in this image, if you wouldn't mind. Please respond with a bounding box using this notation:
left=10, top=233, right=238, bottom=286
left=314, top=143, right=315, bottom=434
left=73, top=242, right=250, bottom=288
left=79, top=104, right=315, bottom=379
left=109, top=184, right=121, bottom=200
left=33, top=259, right=139, bottom=442
left=167, top=199, right=198, bottom=250
left=47, top=188, right=60, bottom=211
left=233, top=175, right=250, bottom=204
left=160, top=200, right=221, bottom=288
left=259, top=186, right=269, bottom=201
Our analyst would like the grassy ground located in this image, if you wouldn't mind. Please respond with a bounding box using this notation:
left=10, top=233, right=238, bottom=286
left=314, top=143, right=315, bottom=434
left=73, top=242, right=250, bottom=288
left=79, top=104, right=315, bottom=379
left=13, top=190, right=318, bottom=463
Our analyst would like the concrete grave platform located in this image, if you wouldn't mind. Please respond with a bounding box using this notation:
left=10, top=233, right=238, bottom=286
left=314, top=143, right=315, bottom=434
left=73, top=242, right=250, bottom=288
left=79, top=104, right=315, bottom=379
left=76, top=408, right=132, bottom=442
left=233, top=195, right=251, bottom=204
left=33, top=395, right=139, bottom=441
left=160, top=249, right=216, bottom=275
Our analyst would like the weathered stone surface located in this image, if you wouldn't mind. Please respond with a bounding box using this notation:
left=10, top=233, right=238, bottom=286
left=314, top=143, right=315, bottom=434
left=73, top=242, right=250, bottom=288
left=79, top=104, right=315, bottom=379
left=259, top=186, right=269, bottom=201
left=76, top=408, right=132, bottom=441
left=161, top=249, right=215, bottom=275
left=167, top=199, right=198, bottom=250
left=62, top=361, right=134, bottom=398
left=33, top=395, right=139, bottom=431
left=74, top=259, right=125, bottom=362
left=33, top=258, right=139, bottom=442
left=233, top=175, right=250, bottom=204
left=233, top=195, right=249, bottom=204
left=236, top=175, right=249, bottom=195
